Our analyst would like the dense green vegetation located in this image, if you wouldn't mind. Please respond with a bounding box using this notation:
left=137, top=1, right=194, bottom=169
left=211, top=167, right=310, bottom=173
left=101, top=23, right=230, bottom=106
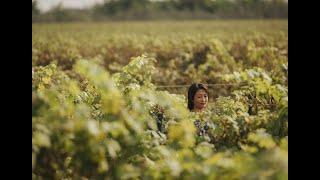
left=32, top=20, right=287, bottom=179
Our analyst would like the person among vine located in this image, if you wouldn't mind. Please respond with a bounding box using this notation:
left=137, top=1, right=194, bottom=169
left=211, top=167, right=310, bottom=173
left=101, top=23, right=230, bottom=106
left=187, top=83, right=215, bottom=143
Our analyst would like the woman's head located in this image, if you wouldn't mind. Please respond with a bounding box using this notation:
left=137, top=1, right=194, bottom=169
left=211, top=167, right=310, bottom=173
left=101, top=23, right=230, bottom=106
left=187, top=83, right=209, bottom=112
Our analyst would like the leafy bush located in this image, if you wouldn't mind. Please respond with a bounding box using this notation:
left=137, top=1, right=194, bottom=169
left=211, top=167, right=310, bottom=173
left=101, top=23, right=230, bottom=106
left=32, top=55, right=287, bottom=179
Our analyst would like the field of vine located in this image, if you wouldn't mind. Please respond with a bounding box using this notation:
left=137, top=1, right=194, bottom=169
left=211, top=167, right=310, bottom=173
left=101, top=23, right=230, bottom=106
left=32, top=20, right=288, bottom=179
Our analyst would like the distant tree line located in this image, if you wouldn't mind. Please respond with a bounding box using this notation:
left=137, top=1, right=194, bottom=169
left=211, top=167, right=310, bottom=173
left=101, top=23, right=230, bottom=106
left=32, top=0, right=288, bottom=22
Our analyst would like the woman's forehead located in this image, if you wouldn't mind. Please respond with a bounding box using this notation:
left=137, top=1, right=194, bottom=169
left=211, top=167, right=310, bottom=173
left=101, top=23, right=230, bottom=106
left=195, top=89, right=207, bottom=95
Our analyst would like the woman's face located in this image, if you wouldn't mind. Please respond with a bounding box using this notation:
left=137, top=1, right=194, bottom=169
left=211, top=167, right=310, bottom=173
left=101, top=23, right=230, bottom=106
left=193, top=89, right=208, bottom=111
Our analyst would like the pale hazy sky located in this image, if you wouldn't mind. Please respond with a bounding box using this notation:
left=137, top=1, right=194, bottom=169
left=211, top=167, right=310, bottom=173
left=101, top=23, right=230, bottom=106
left=37, top=0, right=104, bottom=12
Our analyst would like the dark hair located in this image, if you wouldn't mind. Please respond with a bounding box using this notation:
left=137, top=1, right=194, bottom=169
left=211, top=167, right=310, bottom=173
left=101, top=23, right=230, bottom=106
left=187, top=83, right=209, bottom=111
